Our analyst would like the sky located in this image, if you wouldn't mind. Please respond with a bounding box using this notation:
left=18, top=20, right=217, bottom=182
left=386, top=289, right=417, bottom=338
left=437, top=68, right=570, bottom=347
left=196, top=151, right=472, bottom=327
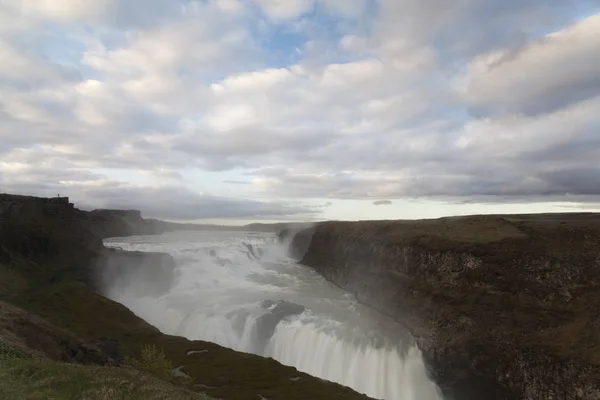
left=1, top=0, right=600, bottom=224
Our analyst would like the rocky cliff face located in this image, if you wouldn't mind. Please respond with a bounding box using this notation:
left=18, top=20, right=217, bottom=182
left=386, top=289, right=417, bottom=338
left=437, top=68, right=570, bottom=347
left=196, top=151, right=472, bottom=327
left=0, top=194, right=74, bottom=218
left=292, top=214, right=600, bottom=400
left=0, top=193, right=169, bottom=239
left=87, top=209, right=166, bottom=237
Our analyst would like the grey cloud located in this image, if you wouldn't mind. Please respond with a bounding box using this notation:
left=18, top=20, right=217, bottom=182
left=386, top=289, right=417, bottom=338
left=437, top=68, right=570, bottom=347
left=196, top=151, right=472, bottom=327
left=80, top=185, right=317, bottom=220
left=558, top=203, right=600, bottom=211
left=174, top=126, right=337, bottom=171
left=223, top=180, right=251, bottom=185
left=110, top=0, right=182, bottom=28
left=373, top=200, right=392, bottom=205
left=248, top=136, right=600, bottom=200
left=463, top=14, right=600, bottom=117
left=376, top=0, right=597, bottom=59
left=149, top=170, right=183, bottom=180
left=0, top=161, right=106, bottom=183
left=537, top=169, right=600, bottom=196
left=0, top=148, right=317, bottom=222
left=0, top=176, right=318, bottom=221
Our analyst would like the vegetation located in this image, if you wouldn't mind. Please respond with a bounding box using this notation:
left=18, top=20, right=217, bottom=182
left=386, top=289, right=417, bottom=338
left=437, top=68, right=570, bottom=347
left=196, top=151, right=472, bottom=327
left=126, top=344, right=174, bottom=381
left=8, top=280, right=368, bottom=399
left=0, top=342, right=31, bottom=360
left=0, top=344, right=206, bottom=400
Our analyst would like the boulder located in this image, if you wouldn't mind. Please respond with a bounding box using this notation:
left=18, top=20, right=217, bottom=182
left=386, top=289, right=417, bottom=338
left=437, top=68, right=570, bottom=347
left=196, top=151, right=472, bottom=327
left=255, top=300, right=306, bottom=353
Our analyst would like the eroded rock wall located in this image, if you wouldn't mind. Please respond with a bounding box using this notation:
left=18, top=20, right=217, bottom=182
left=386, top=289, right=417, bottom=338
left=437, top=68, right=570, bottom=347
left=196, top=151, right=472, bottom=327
left=0, top=194, right=73, bottom=218
left=293, top=216, right=600, bottom=399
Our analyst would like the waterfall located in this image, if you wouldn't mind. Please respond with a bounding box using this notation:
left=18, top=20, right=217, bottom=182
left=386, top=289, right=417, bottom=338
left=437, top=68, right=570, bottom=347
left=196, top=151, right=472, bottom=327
left=103, top=231, right=443, bottom=400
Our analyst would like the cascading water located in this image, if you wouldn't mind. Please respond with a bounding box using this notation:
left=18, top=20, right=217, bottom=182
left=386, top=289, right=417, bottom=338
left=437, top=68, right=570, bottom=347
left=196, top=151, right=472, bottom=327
left=103, top=230, right=443, bottom=400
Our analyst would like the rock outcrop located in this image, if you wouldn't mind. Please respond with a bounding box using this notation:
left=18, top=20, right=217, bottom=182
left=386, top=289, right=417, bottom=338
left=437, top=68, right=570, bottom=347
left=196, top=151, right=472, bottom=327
left=290, top=214, right=600, bottom=400
left=255, top=300, right=306, bottom=352
left=0, top=194, right=73, bottom=218
left=86, top=208, right=166, bottom=237
left=0, top=193, right=166, bottom=240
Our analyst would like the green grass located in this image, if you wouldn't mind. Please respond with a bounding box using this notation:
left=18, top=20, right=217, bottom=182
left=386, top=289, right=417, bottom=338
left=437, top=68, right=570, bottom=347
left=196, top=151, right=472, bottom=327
left=127, top=344, right=174, bottom=381
left=0, top=342, right=31, bottom=360
left=9, top=281, right=370, bottom=400
left=0, top=262, right=30, bottom=296
left=0, top=347, right=207, bottom=400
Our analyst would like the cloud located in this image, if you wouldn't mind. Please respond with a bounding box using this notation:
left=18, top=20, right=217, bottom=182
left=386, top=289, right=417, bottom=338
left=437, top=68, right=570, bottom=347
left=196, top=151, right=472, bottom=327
left=0, top=171, right=317, bottom=221
left=373, top=0, right=591, bottom=59
left=1, top=1, right=600, bottom=221
left=79, top=185, right=318, bottom=221
left=19, top=0, right=114, bottom=22
left=256, top=0, right=315, bottom=20
left=19, top=0, right=195, bottom=28
left=320, top=0, right=367, bottom=17
left=373, top=200, right=392, bottom=206
left=223, top=180, right=251, bottom=185
left=461, top=14, right=600, bottom=116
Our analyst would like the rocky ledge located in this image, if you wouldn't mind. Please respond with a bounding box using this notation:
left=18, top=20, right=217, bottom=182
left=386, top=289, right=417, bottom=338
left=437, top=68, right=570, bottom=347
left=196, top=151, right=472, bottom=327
left=290, top=214, right=600, bottom=400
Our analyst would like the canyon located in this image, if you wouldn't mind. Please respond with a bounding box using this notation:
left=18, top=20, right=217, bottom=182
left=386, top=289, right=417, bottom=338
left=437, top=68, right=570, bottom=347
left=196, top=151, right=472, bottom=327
left=0, top=193, right=371, bottom=400
left=289, top=215, right=600, bottom=399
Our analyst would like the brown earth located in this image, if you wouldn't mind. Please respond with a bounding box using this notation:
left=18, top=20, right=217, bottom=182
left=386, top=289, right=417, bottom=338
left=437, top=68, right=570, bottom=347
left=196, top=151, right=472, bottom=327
left=292, top=213, right=600, bottom=400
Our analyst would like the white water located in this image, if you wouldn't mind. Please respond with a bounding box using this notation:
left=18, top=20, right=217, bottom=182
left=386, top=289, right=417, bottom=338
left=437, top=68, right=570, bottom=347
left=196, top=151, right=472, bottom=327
left=103, top=230, right=443, bottom=400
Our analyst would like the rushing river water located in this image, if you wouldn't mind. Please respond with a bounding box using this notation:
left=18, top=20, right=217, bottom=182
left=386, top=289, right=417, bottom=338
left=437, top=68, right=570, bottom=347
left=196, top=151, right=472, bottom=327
left=103, top=230, right=442, bottom=400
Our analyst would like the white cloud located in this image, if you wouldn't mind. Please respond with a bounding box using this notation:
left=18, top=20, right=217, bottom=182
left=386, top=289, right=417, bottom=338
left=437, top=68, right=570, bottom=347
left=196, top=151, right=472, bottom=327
left=462, top=13, right=600, bottom=115
left=213, top=68, right=293, bottom=93
left=256, top=0, right=314, bottom=20
left=1, top=0, right=599, bottom=221
left=19, top=0, right=114, bottom=22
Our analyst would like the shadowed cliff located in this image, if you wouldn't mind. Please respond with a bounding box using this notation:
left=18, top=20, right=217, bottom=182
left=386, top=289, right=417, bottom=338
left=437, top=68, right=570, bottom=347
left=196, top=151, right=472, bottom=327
left=289, top=214, right=600, bottom=400
left=0, top=193, right=373, bottom=400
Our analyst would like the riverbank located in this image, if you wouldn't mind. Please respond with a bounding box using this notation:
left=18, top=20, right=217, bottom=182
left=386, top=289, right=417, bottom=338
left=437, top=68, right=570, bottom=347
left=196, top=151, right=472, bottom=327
left=290, top=214, right=600, bottom=399
left=0, top=193, right=372, bottom=400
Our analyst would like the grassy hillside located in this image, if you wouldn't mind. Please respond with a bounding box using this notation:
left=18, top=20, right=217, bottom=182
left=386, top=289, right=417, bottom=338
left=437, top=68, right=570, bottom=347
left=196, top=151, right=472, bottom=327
left=0, top=344, right=206, bottom=400
left=0, top=194, right=371, bottom=400
left=0, top=299, right=204, bottom=400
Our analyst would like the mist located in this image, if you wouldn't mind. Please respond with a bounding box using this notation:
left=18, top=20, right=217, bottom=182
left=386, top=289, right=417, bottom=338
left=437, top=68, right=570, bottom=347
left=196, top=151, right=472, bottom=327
left=97, top=230, right=443, bottom=400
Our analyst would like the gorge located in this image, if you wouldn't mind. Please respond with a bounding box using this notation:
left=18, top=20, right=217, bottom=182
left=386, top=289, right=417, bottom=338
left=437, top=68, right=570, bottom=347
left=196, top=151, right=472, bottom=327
left=2, top=193, right=598, bottom=399
left=289, top=216, right=600, bottom=399
left=0, top=194, right=373, bottom=400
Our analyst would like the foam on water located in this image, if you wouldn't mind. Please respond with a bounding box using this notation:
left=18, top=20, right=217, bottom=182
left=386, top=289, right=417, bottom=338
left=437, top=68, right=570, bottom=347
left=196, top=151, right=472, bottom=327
left=103, top=231, right=442, bottom=400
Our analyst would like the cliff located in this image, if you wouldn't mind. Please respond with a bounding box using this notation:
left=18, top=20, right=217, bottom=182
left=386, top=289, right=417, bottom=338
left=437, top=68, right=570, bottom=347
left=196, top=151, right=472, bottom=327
left=0, top=193, right=372, bottom=400
left=292, top=214, right=600, bottom=400
left=87, top=208, right=166, bottom=237
left=0, top=193, right=166, bottom=239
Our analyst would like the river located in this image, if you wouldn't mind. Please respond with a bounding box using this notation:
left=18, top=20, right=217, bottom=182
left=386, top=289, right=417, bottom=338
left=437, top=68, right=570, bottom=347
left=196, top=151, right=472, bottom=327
left=103, top=230, right=442, bottom=400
